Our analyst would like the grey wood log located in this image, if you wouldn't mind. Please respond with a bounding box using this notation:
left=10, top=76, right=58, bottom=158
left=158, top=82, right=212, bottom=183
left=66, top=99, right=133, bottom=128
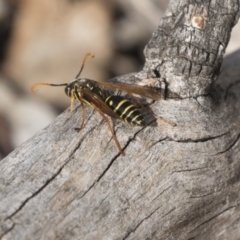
left=1, top=1, right=240, bottom=239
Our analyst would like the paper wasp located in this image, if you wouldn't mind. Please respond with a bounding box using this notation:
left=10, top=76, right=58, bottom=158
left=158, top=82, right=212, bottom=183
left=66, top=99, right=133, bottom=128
left=31, top=53, right=175, bottom=155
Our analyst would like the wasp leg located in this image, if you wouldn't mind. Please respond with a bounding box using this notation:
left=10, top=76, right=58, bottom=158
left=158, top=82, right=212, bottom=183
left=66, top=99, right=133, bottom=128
left=75, top=97, right=86, bottom=132
left=127, top=92, right=176, bottom=127
left=91, top=104, right=125, bottom=156
left=155, top=115, right=176, bottom=126
left=68, top=89, right=75, bottom=113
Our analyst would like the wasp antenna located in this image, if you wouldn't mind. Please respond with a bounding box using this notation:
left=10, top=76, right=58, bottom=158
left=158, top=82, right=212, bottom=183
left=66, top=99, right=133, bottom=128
left=31, top=83, right=68, bottom=92
left=75, top=52, right=95, bottom=79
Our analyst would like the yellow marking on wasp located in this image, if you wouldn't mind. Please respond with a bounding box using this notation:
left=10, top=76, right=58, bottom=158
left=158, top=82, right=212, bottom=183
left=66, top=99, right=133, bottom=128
left=86, top=83, right=93, bottom=90
left=125, top=108, right=138, bottom=119
left=131, top=114, right=142, bottom=123
left=105, top=96, right=112, bottom=105
left=120, top=104, right=135, bottom=118
left=113, top=99, right=129, bottom=113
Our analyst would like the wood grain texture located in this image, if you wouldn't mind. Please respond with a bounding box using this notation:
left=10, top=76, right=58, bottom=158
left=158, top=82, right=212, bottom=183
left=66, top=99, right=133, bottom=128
left=1, top=1, right=240, bottom=239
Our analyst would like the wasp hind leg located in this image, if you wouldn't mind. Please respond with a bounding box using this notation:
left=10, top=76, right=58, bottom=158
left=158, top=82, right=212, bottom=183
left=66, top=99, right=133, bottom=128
left=91, top=104, right=125, bottom=156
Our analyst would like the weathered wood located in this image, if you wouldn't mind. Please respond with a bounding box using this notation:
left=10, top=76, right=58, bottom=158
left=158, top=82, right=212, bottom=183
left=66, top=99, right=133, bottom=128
left=1, top=1, right=240, bottom=239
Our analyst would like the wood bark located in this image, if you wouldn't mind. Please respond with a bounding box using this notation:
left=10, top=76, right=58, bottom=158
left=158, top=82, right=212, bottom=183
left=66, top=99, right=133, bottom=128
left=1, top=0, right=240, bottom=239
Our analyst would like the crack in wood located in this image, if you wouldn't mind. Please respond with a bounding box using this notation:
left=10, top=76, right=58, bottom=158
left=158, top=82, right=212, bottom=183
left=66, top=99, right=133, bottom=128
left=150, top=185, right=173, bottom=204
left=172, top=166, right=207, bottom=174
left=4, top=164, right=67, bottom=221
left=3, top=124, right=100, bottom=221
left=189, top=205, right=236, bottom=234
left=190, top=191, right=215, bottom=199
left=76, top=127, right=147, bottom=201
left=174, top=54, right=215, bottom=68
left=0, top=222, right=15, bottom=240
left=122, top=205, right=162, bottom=240
left=157, top=27, right=217, bottom=60
left=96, top=127, right=146, bottom=183
left=148, top=137, right=168, bottom=149
left=215, top=133, right=240, bottom=155
left=169, top=93, right=211, bottom=101
left=166, top=131, right=229, bottom=143
left=149, top=132, right=229, bottom=154
left=122, top=207, right=176, bottom=240
left=149, top=132, right=229, bottom=150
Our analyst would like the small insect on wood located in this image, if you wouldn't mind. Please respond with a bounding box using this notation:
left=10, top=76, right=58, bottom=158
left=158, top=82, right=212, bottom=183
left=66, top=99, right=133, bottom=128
left=31, top=53, right=174, bottom=155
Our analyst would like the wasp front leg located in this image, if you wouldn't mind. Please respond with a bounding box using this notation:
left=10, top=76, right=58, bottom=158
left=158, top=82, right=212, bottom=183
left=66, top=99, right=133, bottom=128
left=68, top=89, right=75, bottom=113
left=74, top=97, right=86, bottom=132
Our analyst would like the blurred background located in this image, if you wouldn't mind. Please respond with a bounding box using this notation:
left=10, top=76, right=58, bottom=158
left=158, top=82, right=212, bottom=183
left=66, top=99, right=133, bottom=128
left=0, top=0, right=239, bottom=159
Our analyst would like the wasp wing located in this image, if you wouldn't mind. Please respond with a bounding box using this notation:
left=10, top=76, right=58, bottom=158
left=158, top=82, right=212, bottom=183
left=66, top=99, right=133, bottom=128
left=80, top=88, right=121, bottom=119
left=89, top=80, right=162, bottom=100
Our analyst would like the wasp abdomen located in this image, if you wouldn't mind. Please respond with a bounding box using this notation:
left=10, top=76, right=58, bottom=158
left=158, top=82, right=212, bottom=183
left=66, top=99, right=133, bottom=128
left=105, top=95, right=146, bottom=126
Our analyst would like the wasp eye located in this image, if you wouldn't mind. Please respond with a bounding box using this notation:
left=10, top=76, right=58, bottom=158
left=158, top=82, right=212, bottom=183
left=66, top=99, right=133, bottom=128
left=65, top=86, right=71, bottom=96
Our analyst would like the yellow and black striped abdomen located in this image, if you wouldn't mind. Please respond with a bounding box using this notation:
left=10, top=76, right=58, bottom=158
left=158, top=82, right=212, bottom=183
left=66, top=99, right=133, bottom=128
left=105, top=95, right=146, bottom=126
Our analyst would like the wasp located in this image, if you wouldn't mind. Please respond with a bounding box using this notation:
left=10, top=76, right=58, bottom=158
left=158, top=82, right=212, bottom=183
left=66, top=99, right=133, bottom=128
left=31, top=53, right=175, bottom=155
